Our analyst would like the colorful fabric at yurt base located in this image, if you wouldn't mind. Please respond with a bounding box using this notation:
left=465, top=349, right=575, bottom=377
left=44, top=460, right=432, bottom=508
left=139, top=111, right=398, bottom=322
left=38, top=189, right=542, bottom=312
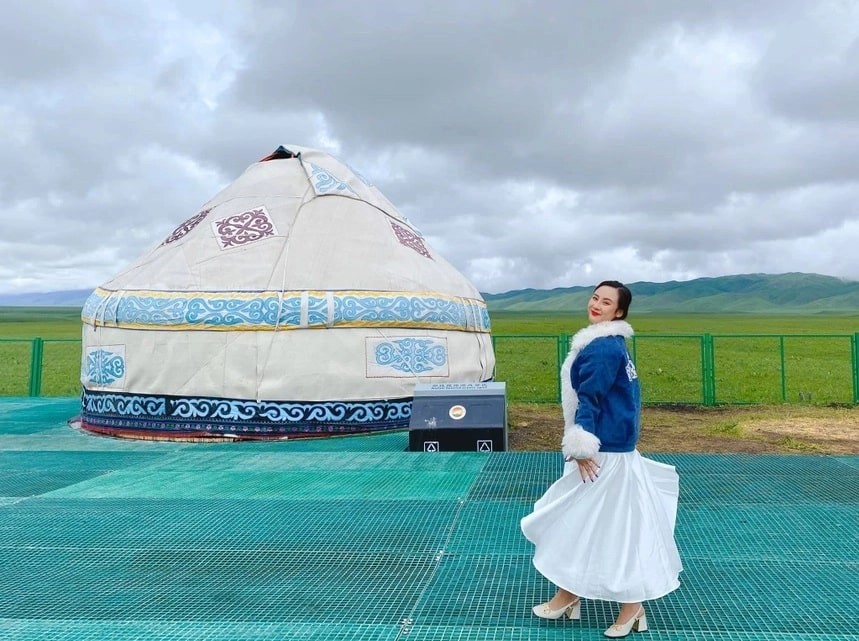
left=79, top=145, right=495, bottom=440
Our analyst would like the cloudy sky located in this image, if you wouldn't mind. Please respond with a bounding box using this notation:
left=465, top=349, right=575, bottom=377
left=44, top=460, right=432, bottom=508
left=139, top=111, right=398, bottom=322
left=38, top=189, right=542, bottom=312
left=2, top=0, right=858, bottom=295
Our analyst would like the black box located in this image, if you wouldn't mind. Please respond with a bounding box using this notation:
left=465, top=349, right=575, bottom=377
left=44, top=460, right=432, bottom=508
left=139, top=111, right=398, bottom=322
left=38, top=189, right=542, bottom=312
left=408, top=382, right=507, bottom=452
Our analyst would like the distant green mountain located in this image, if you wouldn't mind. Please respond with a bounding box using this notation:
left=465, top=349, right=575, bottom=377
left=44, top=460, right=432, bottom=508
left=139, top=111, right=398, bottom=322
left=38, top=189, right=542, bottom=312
left=3, top=273, right=858, bottom=314
left=0, top=289, right=91, bottom=307
left=483, top=273, right=859, bottom=313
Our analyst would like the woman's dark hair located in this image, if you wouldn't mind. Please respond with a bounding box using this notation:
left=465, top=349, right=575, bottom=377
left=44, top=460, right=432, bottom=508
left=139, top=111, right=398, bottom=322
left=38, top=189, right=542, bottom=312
left=594, top=280, right=632, bottom=320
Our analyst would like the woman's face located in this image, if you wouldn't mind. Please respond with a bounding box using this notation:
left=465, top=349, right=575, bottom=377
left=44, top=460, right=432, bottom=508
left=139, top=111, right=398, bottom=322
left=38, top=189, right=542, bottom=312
left=587, top=285, right=623, bottom=324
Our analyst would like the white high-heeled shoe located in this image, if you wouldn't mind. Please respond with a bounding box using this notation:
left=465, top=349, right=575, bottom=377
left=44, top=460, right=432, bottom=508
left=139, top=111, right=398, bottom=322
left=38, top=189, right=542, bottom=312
left=603, top=606, right=647, bottom=637
left=532, top=597, right=581, bottom=620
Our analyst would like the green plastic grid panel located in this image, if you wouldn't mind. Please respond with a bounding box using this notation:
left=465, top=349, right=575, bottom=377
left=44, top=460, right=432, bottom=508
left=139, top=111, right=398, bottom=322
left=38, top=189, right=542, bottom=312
left=0, top=620, right=400, bottom=641
left=834, top=455, right=859, bottom=471
left=394, top=625, right=578, bottom=640
left=467, top=453, right=563, bottom=502
left=445, top=501, right=534, bottom=555
left=676, top=503, right=858, bottom=563
left=0, top=418, right=69, bottom=436
left=468, top=454, right=859, bottom=506
left=651, top=557, right=859, bottom=636
left=412, top=553, right=542, bottom=629
left=676, top=471, right=859, bottom=505
left=415, top=554, right=858, bottom=636
left=470, top=453, right=859, bottom=504
left=0, top=450, right=162, bottom=473
left=129, top=450, right=488, bottom=473
left=446, top=500, right=859, bottom=563
left=407, top=555, right=701, bottom=636
left=0, top=547, right=436, bottom=625
left=0, top=469, right=118, bottom=497
left=0, top=451, right=163, bottom=497
left=38, top=450, right=488, bottom=501
left=0, top=425, right=200, bottom=452
left=480, top=452, right=564, bottom=476
left=43, top=465, right=482, bottom=500
left=0, top=498, right=462, bottom=555
left=465, top=471, right=552, bottom=502
left=1, top=399, right=857, bottom=641
left=260, top=431, right=410, bottom=452
left=389, top=627, right=858, bottom=641
left=649, top=452, right=858, bottom=476
left=0, top=431, right=183, bottom=454
left=0, top=397, right=79, bottom=425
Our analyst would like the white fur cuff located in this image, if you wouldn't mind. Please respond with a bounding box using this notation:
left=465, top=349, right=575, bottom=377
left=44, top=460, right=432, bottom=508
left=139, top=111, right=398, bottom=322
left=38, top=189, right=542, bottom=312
left=562, top=425, right=601, bottom=460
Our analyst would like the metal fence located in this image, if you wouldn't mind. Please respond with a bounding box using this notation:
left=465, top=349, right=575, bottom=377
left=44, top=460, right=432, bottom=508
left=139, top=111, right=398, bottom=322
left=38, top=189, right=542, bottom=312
left=0, top=337, right=82, bottom=397
left=3, top=334, right=859, bottom=405
left=493, top=333, right=859, bottom=405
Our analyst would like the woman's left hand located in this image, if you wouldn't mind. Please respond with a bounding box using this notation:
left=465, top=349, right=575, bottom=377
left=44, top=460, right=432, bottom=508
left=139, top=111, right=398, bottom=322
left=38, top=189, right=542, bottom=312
left=567, top=457, right=600, bottom=482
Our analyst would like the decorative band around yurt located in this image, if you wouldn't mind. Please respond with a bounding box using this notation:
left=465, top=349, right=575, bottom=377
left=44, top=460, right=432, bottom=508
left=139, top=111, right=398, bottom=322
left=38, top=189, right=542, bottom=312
left=82, top=288, right=491, bottom=332
left=79, top=388, right=412, bottom=439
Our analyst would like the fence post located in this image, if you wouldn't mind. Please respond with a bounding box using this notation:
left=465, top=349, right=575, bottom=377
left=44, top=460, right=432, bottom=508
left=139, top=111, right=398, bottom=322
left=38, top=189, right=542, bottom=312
left=853, top=333, right=859, bottom=405
left=701, top=334, right=715, bottom=406
left=556, top=334, right=570, bottom=403
left=28, top=337, right=44, bottom=397
left=779, top=335, right=787, bottom=402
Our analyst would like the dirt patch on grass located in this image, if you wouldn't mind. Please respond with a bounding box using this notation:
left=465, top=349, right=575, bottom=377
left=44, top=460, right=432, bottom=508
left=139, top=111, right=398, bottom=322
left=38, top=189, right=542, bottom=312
left=508, top=403, right=859, bottom=454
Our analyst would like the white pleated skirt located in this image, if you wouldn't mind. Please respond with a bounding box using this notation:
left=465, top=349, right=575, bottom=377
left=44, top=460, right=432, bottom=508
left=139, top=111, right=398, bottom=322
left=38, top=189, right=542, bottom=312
left=520, top=451, right=682, bottom=603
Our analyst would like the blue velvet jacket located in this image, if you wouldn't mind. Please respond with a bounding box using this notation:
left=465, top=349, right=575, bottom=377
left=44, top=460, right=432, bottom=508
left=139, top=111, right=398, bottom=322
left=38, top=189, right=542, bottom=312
left=571, top=335, right=641, bottom=452
left=560, top=320, right=640, bottom=459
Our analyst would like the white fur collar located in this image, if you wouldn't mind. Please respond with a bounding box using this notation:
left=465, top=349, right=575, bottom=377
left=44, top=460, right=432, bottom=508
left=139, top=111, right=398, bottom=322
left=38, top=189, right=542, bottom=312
left=568, top=319, right=634, bottom=356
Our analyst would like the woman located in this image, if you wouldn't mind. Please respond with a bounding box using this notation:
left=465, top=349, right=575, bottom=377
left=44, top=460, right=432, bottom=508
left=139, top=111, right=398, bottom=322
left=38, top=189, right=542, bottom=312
left=520, top=280, right=682, bottom=638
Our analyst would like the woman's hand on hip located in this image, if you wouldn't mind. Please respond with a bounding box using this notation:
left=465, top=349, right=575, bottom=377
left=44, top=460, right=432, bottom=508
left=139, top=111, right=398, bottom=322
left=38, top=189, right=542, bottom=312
left=567, top=457, right=600, bottom=482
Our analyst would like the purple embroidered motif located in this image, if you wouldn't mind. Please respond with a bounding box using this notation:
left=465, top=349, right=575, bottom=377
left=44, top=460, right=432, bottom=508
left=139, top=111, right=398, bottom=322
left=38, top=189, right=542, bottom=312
left=390, top=221, right=431, bottom=259
left=162, top=208, right=211, bottom=245
left=213, top=207, right=277, bottom=249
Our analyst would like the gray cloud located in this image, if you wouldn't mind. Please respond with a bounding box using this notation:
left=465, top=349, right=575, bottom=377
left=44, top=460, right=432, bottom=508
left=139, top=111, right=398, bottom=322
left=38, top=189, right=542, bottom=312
left=1, top=0, right=857, bottom=295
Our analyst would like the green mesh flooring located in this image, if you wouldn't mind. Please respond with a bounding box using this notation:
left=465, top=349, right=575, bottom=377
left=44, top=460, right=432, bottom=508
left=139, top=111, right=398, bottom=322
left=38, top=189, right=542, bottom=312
left=0, top=398, right=857, bottom=640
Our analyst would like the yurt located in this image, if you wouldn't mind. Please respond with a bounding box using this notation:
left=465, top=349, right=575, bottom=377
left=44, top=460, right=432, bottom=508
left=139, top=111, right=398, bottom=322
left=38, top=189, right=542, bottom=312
left=79, top=145, right=495, bottom=439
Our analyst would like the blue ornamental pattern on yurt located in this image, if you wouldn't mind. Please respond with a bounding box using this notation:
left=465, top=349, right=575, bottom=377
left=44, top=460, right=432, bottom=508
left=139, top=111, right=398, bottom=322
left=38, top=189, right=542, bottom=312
left=333, top=294, right=464, bottom=326
left=479, top=305, right=491, bottom=330
left=80, top=389, right=412, bottom=436
left=81, top=289, right=491, bottom=332
left=85, top=349, right=126, bottom=385
left=82, top=392, right=166, bottom=417
left=374, top=338, right=447, bottom=373
left=307, top=162, right=357, bottom=196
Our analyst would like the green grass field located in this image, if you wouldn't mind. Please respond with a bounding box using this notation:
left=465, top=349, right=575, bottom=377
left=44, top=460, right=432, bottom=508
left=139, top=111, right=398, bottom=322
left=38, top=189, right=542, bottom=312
left=2, top=308, right=858, bottom=405
left=0, top=308, right=84, bottom=396
left=487, top=311, right=858, bottom=405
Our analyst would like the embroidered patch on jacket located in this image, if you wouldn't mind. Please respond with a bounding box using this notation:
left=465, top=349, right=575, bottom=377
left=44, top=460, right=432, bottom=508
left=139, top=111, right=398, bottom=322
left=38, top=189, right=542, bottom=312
left=625, top=356, right=638, bottom=381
